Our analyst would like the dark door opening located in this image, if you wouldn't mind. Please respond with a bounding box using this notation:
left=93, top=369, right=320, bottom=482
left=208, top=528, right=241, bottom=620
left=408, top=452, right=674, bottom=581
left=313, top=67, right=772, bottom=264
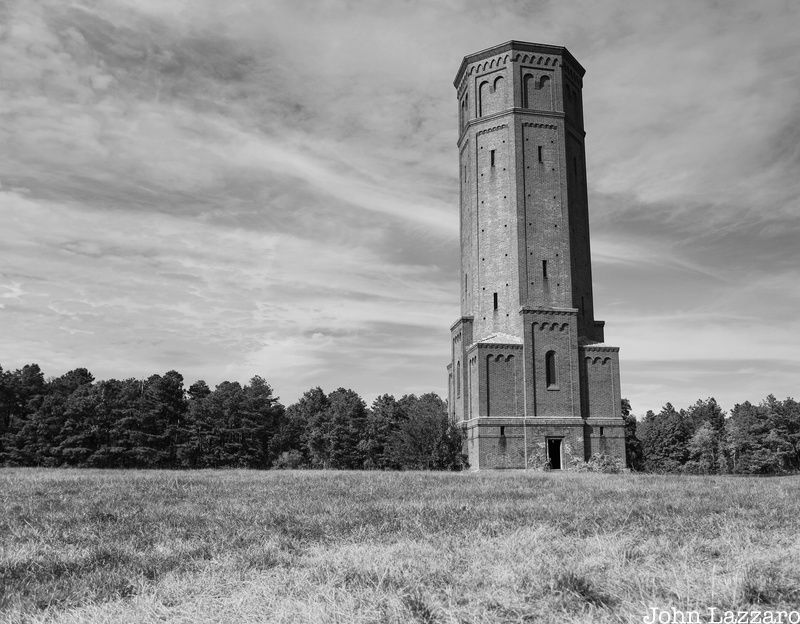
left=547, top=438, right=562, bottom=470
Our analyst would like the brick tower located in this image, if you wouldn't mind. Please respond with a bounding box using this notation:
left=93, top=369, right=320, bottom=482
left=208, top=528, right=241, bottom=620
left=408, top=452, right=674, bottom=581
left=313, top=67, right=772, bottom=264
left=446, top=41, right=627, bottom=470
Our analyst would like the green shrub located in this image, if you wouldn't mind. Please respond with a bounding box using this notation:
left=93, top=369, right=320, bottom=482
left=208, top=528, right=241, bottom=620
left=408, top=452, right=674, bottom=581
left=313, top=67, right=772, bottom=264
left=568, top=453, right=625, bottom=473
left=273, top=450, right=304, bottom=469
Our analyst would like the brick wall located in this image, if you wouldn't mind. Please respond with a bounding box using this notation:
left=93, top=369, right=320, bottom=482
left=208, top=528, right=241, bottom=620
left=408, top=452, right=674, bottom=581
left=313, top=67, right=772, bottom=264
left=451, top=43, right=627, bottom=469
left=522, top=122, right=569, bottom=308
left=467, top=421, right=588, bottom=469
left=587, top=425, right=626, bottom=459
left=525, top=311, right=580, bottom=419
left=580, top=346, right=622, bottom=420
left=473, top=344, right=524, bottom=418
left=449, top=317, right=474, bottom=423
left=474, top=124, right=521, bottom=338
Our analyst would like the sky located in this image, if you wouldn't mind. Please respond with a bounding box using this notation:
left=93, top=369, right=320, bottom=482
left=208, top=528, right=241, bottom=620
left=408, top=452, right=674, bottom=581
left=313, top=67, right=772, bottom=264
left=1, top=0, right=799, bottom=416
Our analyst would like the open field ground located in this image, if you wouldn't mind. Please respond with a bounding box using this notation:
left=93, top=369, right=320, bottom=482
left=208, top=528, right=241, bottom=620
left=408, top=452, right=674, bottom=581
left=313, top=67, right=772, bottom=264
left=1, top=469, right=799, bottom=624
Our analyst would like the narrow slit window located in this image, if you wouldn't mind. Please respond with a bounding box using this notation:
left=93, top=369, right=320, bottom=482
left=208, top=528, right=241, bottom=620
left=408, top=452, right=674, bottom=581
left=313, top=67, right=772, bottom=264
left=538, top=146, right=543, bottom=162
left=599, top=426, right=604, bottom=437
left=493, top=292, right=498, bottom=310
left=490, top=150, right=495, bottom=167
left=500, top=426, right=505, bottom=437
left=542, top=260, right=548, bottom=279
left=545, top=350, right=557, bottom=388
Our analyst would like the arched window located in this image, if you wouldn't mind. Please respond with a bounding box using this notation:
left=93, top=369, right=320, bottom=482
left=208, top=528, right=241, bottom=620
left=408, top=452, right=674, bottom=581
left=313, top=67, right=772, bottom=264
left=479, top=76, right=506, bottom=117
left=456, top=361, right=461, bottom=397
left=522, top=74, right=534, bottom=108
left=545, top=350, right=557, bottom=388
left=534, top=75, right=552, bottom=111
left=478, top=81, right=490, bottom=116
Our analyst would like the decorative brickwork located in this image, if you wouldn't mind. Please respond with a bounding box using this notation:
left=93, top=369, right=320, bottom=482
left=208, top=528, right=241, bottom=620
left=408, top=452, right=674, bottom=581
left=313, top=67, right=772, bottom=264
left=448, top=41, right=627, bottom=470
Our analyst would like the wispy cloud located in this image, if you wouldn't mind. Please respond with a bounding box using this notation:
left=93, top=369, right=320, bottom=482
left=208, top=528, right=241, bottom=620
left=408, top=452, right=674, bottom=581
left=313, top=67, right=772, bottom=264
left=1, top=0, right=798, bottom=412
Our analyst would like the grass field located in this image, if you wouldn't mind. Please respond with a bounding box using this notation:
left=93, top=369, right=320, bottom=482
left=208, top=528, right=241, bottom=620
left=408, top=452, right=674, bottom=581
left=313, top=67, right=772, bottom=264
left=1, top=469, right=799, bottom=624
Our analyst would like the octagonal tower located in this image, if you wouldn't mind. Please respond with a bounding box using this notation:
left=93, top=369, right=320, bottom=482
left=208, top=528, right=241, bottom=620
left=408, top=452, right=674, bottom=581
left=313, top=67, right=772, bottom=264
left=446, top=41, right=626, bottom=470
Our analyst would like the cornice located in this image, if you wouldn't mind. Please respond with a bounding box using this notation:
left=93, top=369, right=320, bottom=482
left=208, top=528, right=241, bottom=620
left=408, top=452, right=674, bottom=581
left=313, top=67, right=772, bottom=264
left=454, top=41, right=585, bottom=88
left=579, top=345, right=619, bottom=353
left=516, top=109, right=565, bottom=119
left=450, top=316, right=474, bottom=332
left=522, top=121, right=558, bottom=130
left=471, top=342, right=524, bottom=350
left=586, top=418, right=627, bottom=425
left=475, top=123, right=508, bottom=138
left=465, top=341, right=522, bottom=356
left=457, top=109, right=564, bottom=147
left=461, top=416, right=587, bottom=426
left=519, top=306, right=578, bottom=316
left=534, top=321, right=570, bottom=332
left=457, top=51, right=512, bottom=92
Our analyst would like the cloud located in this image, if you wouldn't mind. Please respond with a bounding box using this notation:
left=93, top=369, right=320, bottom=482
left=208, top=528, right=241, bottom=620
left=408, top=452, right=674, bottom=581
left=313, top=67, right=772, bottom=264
left=0, top=186, right=452, bottom=401
left=1, top=0, right=798, bottom=413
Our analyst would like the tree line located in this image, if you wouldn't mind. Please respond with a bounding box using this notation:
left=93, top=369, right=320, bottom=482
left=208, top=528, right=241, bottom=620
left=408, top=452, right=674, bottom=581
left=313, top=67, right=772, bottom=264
left=623, top=396, right=800, bottom=474
left=0, top=364, right=465, bottom=470
left=2, top=363, right=797, bottom=474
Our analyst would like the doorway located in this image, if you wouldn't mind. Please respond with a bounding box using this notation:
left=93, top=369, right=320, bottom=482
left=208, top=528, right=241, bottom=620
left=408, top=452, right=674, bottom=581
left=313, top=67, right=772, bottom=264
left=547, top=438, right=563, bottom=470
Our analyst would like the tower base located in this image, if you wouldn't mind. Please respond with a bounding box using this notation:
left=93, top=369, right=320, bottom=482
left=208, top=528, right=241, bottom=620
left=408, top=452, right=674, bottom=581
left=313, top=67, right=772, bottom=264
left=462, top=417, right=626, bottom=470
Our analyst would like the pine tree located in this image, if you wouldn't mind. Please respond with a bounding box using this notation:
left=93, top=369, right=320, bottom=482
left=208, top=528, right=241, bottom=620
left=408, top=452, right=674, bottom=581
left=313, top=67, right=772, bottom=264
left=682, top=398, right=725, bottom=474
left=100, top=378, right=149, bottom=468
left=0, top=364, right=47, bottom=465
left=325, top=388, right=368, bottom=469
left=766, top=396, right=800, bottom=472
left=178, top=381, right=215, bottom=468
left=640, top=403, right=692, bottom=473
left=240, top=376, right=285, bottom=468
left=727, top=396, right=800, bottom=474
left=287, top=387, right=329, bottom=468
left=361, top=394, right=406, bottom=469
left=387, top=394, right=467, bottom=470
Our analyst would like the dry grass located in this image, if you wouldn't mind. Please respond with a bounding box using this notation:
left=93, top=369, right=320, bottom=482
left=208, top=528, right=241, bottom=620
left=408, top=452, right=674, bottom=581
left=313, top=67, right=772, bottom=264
left=1, top=469, right=798, bottom=623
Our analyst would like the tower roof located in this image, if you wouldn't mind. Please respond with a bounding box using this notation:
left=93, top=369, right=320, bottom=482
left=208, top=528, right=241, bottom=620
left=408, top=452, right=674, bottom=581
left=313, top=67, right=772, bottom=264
left=453, top=40, right=585, bottom=88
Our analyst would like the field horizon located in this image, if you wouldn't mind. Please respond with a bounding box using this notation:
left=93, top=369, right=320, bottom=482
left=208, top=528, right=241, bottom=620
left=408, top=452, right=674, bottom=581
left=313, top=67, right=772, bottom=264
left=2, top=468, right=799, bottom=623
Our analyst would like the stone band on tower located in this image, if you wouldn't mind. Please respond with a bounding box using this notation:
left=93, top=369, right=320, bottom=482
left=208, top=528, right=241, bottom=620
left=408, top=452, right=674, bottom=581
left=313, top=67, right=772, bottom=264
left=446, top=41, right=627, bottom=470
